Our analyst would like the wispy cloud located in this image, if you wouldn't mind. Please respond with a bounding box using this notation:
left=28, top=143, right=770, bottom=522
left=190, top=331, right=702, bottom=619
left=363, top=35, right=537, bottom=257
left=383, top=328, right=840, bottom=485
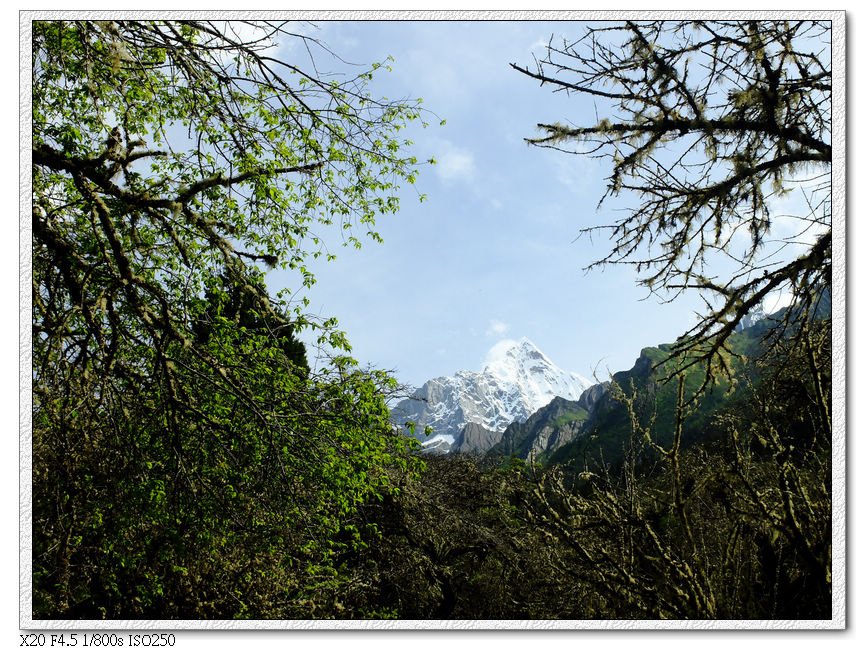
left=764, top=290, right=796, bottom=313
left=529, top=35, right=554, bottom=54
left=435, top=142, right=476, bottom=184
left=213, top=21, right=281, bottom=60
left=485, top=319, right=510, bottom=337
left=550, top=149, right=601, bottom=193
left=717, top=172, right=829, bottom=265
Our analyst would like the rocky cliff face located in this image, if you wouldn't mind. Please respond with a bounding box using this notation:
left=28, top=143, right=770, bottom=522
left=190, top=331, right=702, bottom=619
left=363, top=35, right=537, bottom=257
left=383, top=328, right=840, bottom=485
left=489, top=396, right=592, bottom=459
left=577, top=381, right=609, bottom=413
left=453, top=422, right=499, bottom=454
left=391, top=338, right=594, bottom=453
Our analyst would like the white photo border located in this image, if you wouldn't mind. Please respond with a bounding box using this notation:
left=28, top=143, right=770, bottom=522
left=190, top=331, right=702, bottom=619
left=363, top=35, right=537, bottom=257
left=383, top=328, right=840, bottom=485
left=19, top=9, right=847, bottom=631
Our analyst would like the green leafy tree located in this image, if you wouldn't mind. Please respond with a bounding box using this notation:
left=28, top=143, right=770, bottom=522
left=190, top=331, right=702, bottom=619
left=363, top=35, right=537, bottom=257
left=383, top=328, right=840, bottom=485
left=190, top=271, right=309, bottom=372
left=514, top=20, right=832, bottom=381
left=345, top=455, right=582, bottom=619
left=31, top=20, right=425, bottom=618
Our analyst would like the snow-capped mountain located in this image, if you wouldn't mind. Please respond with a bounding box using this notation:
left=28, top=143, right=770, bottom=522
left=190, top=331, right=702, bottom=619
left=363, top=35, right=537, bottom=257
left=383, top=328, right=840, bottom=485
left=391, top=338, right=593, bottom=453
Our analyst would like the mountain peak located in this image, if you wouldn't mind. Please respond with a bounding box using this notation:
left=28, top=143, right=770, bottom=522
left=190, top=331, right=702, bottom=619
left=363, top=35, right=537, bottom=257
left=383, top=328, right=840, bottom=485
left=391, top=338, right=594, bottom=453
left=482, top=337, right=545, bottom=373
left=481, top=339, right=593, bottom=416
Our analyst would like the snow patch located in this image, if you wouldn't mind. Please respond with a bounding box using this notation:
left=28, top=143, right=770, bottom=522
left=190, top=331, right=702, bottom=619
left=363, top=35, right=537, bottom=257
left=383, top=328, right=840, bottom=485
left=392, top=338, right=594, bottom=452
left=421, top=433, right=456, bottom=448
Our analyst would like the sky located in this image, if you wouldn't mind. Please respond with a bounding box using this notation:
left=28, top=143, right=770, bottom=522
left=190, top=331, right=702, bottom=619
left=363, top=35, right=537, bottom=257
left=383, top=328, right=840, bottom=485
left=262, top=19, right=825, bottom=389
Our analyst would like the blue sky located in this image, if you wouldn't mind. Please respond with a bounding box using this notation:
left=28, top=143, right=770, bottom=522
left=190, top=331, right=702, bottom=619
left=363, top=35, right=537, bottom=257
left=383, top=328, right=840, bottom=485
left=264, top=20, right=821, bottom=389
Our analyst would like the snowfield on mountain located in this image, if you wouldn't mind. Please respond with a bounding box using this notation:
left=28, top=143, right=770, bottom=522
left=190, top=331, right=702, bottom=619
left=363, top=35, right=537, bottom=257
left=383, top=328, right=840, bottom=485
left=391, top=338, right=593, bottom=452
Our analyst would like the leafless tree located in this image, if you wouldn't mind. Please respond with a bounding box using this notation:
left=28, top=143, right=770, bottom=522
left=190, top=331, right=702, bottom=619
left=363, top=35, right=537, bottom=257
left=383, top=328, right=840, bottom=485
left=514, top=20, right=832, bottom=386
